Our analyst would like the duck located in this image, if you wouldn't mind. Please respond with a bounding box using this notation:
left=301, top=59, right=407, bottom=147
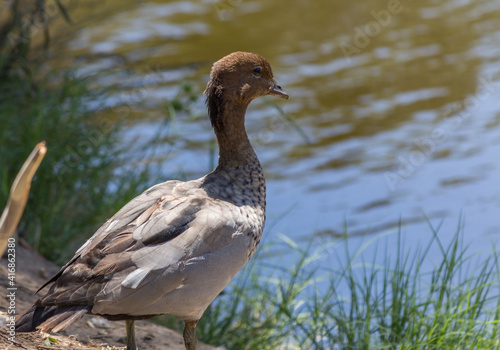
left=15, top=51, right=288, bottom=350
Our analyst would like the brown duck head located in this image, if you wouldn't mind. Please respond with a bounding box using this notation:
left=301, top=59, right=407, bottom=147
left=204, top=51, right=288, bottom=132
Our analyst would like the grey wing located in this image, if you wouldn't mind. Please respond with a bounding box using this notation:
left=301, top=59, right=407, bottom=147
left=77, top=180, right=183, bottom=257
left=35, top=180, right=180, bottom=294
left=37, top=179, right=250, bottom=318
left=92, top=193, right=251, bottom=317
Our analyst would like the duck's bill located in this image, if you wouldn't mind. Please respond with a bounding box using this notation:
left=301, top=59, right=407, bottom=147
left=269, top=80, right=289, bottom=99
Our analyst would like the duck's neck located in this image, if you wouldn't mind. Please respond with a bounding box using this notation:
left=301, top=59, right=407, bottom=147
left=213, top=102, right=259, bottom=170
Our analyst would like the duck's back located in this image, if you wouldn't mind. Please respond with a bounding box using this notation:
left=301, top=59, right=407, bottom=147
left=26, top=161, right=265, bottom=326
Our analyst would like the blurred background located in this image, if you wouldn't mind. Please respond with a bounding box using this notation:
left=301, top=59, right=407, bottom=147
left=2, top=0, right=500, bottom=274
left=46, top=0, right=500, bottom=252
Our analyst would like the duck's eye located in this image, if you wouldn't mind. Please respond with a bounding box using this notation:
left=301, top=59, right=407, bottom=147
left=253, top=67, right=262, bottom=76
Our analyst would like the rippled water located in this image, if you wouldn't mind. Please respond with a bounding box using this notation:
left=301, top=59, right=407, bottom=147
left=49, top=0, right=500, bottom=259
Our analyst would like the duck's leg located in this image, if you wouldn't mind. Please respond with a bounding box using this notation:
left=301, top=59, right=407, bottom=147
left=126, top=319, right=138, bottom=350
left=183, top=320, right=198, bottom=350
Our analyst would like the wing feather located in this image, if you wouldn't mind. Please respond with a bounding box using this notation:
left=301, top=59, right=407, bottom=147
left=34, top=177, right=245, bottom=318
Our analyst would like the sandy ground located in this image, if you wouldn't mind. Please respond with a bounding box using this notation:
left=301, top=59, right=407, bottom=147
left=0, top=240, right=218, bottom=350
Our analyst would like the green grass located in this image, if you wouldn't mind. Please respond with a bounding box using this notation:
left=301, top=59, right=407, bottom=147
left=157, top=219, right=500, bottom=350
left=0, top=72, right=154, bottom=264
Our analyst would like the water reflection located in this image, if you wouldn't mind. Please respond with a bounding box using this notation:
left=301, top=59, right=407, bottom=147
left=47, top=0, right=500, bottom=255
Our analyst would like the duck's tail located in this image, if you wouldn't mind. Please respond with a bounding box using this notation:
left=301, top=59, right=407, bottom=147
left=15, top=304, right=91, bottom=332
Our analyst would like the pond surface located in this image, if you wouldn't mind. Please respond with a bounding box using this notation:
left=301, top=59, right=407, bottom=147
left=49, top=0, right=500, bottom=262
